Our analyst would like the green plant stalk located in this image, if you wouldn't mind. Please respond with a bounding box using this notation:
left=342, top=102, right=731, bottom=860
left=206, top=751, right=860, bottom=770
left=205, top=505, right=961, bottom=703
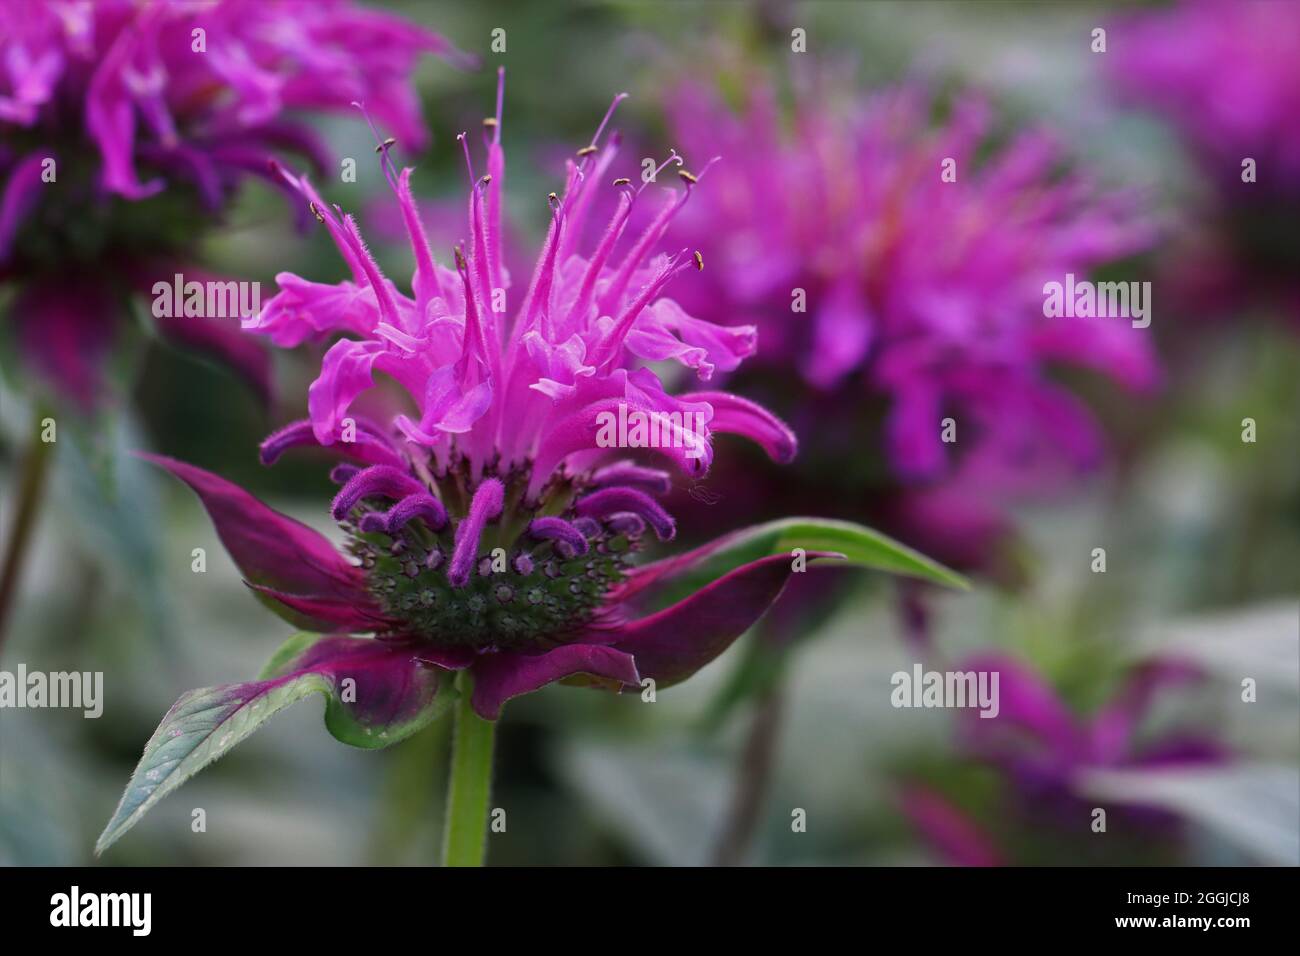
left=441, top=671, right=497, bottom=866
left=0, top=405, right=54, bottom=656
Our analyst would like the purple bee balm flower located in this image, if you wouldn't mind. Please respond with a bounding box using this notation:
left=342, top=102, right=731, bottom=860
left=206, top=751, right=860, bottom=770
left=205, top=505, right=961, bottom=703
left=0, top=0, right=465, bottom=408
left=902, top=654, right=1226, bottom=865
left=662, top=76, right=1160, bottom=574
left=1109, top=0, right=1300, bottom=323
left=233, top=72, right=807, bottom=712
left=1111, top=0, right=1300, bottom=197
left=97, top=73, right=965, bottom=858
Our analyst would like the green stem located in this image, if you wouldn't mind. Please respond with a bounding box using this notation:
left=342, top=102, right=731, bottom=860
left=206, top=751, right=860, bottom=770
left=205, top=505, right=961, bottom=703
left=441, top=671, right=497, bottom=867
left=0, top=405, right=54, bottom=656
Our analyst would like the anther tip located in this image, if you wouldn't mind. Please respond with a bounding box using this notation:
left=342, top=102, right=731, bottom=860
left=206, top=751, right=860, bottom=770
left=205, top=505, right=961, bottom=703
left=693, top=250, right=704, bottom=271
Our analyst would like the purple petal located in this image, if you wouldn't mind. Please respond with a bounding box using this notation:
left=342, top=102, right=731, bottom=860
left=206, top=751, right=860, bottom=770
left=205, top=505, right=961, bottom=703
left=247, top=584, right=389, bottom=634
left=332, top=465, right=426, bottom=521
left=678, top=391, right=797, bottom=463
left=607, top=552, right=840, bottom=687
left=260, top=418, right=405, bottom=469
left=0, top=151, right=47, bottom=262
left=897, top=783, right=1004, bottom=867
left=589, top=462, right=672, bottom=494
left=1088, top=659, right=1204, bottom=764
left=10, top=280, right=117, bottom=411
left=469, top=643, right=641, bottom=719
left=139, top=453, right=366, bottom=602
left=574, top=487, right=676, bottom=541
left=261, top=635, right=449, bottom=745
left=955, top=653, right=1083, bottom=765
left=384, top=493, right=449, bottom=533
left=448, top=479, right=504, bottom=587
left=527, top=516, right=590, bottom=555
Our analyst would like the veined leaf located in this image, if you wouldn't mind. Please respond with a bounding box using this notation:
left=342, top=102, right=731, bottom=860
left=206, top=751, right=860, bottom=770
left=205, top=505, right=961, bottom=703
left=96, top=634, right=450, bottom=854
left=626, top=516, right=968, bottom=614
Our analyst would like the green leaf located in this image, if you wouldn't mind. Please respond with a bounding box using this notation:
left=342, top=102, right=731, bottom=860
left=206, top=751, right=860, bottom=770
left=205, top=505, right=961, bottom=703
left=637, top=517, right=967, bottom=614
left=96, top=634, right=451, bottom=854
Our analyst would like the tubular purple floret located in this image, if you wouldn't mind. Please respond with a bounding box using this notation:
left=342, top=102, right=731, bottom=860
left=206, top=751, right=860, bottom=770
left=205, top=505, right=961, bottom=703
left=330, top=463, right=360, bottom=484
left=339, top=212, right=405, bottom=330
left=332, top=465, right=426, bottom=521
left=592, top=249, right=698, bottom=371
left=562, top=187, right=635, bottom=329
left=590, top=462, right=673, bottom=494
left=574, top=486, right=676, bottom=540
left=384, top=492, right=449, bottom=533
left=259, top=420, right=317, bottom=465
left=453, top=242, right=491, bottom=373
left=605, top=512, right=647, bottom=537
left=526, top=516, right=591, bottom=556
left=358, top=512, right=388, bottom=533
left=260, top=418, right=405, bottom=467
left=589, top=91, right=630, bottom=153
left=597, top=187, right=696, bottom=316
left=447, top=478, right=505, bottom=587
left=487, top=65, right=505, bottom=146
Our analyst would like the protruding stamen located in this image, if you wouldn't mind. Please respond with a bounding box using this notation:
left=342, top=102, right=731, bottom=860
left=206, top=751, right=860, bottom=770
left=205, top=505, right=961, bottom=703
left=332, top=466, right=426, bottom=521
left=638, top=149, right=683, bottom=197
left=678, top=169, right=698, bottom=184
left=575, top=487, right=676, bottom=540
left=576, top=145, right=598, bottom=158
left=384, top=492, right=449, bottom=533
left=447, top=479, right=505, bottom=587
left=527, top=516, right=590, bottom=556
left=612, top=177, right=631, bottom=186
left=330, top=464, right=360, bottom=485
left=352, top=101, right=400, bottom=193
left=693, top=250, right=704, bottom=271
left=457, top=131, right=476, bottom=186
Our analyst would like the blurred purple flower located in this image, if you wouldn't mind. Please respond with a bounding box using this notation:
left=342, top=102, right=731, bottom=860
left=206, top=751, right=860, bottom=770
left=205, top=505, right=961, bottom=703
left=0, top=0, right=465, bottom=408
left=904, top=654, right=1226, bottom=865
left=664, top=76, right=1160, bottom=572
left=956, top=654, right=1224, bottom=789
left=1112, top=0, right=1300, bottom=196
left=1109, top=0, right=1300, bottom=322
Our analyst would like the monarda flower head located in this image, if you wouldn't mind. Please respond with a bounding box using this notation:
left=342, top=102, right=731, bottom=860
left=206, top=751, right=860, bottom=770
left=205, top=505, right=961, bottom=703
left=902, top=654, right=1225, bottom=865
left=1109, top=0, right=1300, bottom=320
left=0, top=0, right=464, bottom=408
left=98, top=70, right=962, bottom=858
left=663, top=73, right=1160, bottom=575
